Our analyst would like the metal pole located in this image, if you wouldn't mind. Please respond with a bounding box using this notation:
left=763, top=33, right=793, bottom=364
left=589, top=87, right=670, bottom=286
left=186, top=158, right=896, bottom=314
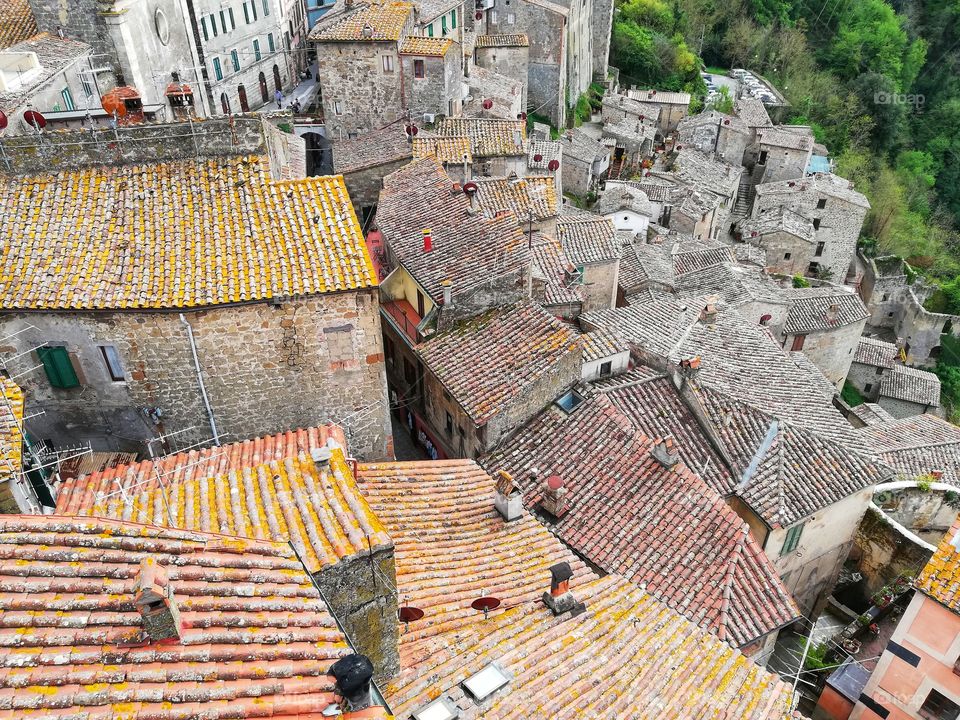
left=178, top=313, right=221, bottom=445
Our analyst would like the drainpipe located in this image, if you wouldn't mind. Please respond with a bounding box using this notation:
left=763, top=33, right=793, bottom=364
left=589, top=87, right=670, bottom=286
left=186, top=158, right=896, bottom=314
left=179, top=313, right=221, bottom=445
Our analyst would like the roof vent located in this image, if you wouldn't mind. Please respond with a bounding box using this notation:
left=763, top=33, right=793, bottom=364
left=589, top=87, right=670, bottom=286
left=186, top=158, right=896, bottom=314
left=542, top=562, right=585, bottom=616
left=423, top=228, right=433, bottom=253
left=134, top=558, right=182, bottom=642
left=330, top=654, right=375, bottom=712
left=494, top=470, right=523, bottom=522
left=651, top=436, right=680, bottom=468
left=541, top=474, right=569, bottom=519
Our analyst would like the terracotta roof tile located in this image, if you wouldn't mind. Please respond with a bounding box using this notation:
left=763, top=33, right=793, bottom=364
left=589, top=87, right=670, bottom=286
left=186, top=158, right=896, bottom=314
left=879, top=364, right=941, bottom=407
left=435, top=117, right=526, bottom=157
left=628, top=88, right=692, bottom=105
left=527, top=140, right=562, bottom=170
left=0, top=516, right=358, bottom=720
left=411, top=135, right=472, bottom=163
left=854, top=337, right=898, bottom=368
left=376, top=157, right=529, bottom=300
left=55, top=427, right=391, bottom=574
left=309, top=2, right=412, bottom=41
left=0, top=0, right=36, bottom=49
left=473, top=175, right=557, bottom=221
left=577, top=327, right=628, bottom=363
left=738, top=207, right=815, bottom=243
left=735, top=97, right=772, bottom=128
left=917, top=515, right=960, bottom=612
left=0, top=156, right=377, bottom=310
left=398, top=36, right=452, bottom=55
left=530, top=233, right=583, bottom=307
left=416, top=303, right=581, bottom=425
left=474, top=33, right=529, bottom=47
left=850, top=402, right=897, bottom=426
left=484, top=391, right=799, bottom=647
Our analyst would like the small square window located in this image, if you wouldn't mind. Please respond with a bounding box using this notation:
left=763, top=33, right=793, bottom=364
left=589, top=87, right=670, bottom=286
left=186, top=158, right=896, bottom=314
left=445, top=412, right=453, bottom=435
left=780, top=522, right=804, bottom=556
left=783, top=252, right=791, bottom=260
left=817, top=198, right=827, bottom=209
left=815, top=241, right=825, bottom=257
left=600, top=360, right=613, bottom=377
left=882, top=293, right=889, bottom=301
left=813, top=218, right=821, bottom=230
left=38, top=346, right=80, bottom=389
left=876, top=366, right=883, bottom=375
left=864, top=383, right=873, bottom=393
left=382, top=55, right=394, bottom=72
left=414, top=59, right=425, bottom=78
left=334, top=100, right=343, bottom=115
left=920, top=689, right=960, bottom=720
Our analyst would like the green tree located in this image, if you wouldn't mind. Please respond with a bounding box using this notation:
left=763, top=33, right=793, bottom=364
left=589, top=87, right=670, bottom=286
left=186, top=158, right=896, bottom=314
left=707, top=85, right=735, bottom=113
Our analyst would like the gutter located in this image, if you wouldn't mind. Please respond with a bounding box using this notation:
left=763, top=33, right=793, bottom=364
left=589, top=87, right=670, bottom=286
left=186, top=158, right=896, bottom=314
left=179, top=313, right=221, bottom=446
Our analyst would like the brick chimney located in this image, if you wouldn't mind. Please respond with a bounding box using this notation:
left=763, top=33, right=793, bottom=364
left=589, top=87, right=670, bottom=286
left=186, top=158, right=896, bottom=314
left=542, top=562, right=585, bottom=616
left=651, top=436, right=680, bottom=468
left=494, top=470, right=523, bottom=522
left=330, top=654, right=375, bottom=712
left=133, top=557, right=182, bottom=642
left=700, top=296, right=718, bottom=324
left=678, top=355, right=701, bottom=378
left=931, top=470, right=944, bottom=481
left=541, top=475, right=569, bottom=519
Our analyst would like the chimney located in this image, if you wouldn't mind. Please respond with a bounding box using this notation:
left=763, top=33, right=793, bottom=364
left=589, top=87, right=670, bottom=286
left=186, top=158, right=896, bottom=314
left=440, top=278, right=453, bottom=306
left=133, top=558, right=182, bottom=642
left=542, top=562, right=585, bottom=616
left=422, top=228, right=433, bottom=253
left=825, top=302, right=840, bottom=324
left=651, top=436, right=679, bottom=468
left=330, top=654, right=374, bottom=712
left=678, top=355, right=701, bottom=378
left=494, top=470, right=523, bottom=522
left=931, top=470, right=944, bottom=481
left=700, top=297, right=718, bottom=324
left=541, top=475, right=569, bottom=519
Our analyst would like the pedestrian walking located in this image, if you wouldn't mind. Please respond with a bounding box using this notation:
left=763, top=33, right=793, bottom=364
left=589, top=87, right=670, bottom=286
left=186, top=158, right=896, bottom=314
left=275, top=89, right=283, bottom=109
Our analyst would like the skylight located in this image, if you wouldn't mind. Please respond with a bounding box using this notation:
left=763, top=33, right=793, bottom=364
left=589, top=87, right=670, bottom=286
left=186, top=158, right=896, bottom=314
left=555, top=389, right=585, bottom=414
left=462, top=662, right=511, bottom=702
left=412, top=697, right=459, bottom=720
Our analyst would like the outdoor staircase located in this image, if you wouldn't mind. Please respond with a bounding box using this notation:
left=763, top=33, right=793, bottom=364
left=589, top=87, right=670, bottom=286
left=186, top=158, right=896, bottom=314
left=733, top=174, right=756, bottom=218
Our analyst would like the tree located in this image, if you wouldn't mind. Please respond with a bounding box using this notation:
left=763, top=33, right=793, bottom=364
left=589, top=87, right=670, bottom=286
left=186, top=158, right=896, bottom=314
left=707, top=85, right=735, bottom=112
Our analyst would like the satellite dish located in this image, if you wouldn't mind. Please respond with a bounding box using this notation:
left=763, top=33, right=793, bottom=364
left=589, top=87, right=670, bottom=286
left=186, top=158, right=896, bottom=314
left=482, top=99, right=493, bottom=110
left=463, top=181, right=478, bottom=194
left=675, top=144, right=682, bottom=150
left=475, top=10, right=483, bottom=18
left=405, top=124, right=419, bottom=137
left=517, top=112, right=527, bottom=120
left=471, top=596, right=501, bottom=619
left=533, top=153, right=543, bottom=162
left=639, top=114, right=644, bottom=120
left=23, top=110, right=46, bottom=129
left=547, top=159, right=560, bottom=171
left=398, top=606, right=424, bottom=623
left=0, top=110, right=7, bottom=130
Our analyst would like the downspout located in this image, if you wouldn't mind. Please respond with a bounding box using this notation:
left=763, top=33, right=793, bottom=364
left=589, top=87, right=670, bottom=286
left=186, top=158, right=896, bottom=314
left=179, top=313, right=221, bottom=445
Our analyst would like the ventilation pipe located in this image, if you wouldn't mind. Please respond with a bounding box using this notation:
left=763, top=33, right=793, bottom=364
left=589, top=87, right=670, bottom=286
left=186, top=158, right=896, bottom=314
left=330, top=654, right=375, bottom=712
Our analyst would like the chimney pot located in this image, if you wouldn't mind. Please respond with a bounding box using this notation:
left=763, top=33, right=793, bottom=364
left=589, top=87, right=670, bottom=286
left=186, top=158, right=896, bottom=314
left=330, top=654, right=374, bottom=712
left=931, top=470, right=944, bottom=480
left=541, top=475, right=569, bottom=518
left=440, top=278, right=452, bottom=306
left=134, top=558, right=182, bottom=642
left=422, top=228, right=433, bottom=253
left=651, top=436, right=680, bottom=468
left=494, top=470, right=523, bottom=522
left=542, top=562, right=585, bottom=616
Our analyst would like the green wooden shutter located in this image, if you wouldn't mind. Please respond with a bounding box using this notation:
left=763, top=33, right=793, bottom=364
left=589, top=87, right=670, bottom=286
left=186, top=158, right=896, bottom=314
left=38, top=346, right=80, bottom=389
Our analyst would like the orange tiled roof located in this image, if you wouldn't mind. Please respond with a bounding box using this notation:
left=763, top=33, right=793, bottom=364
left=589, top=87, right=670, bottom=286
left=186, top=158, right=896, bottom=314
left=472, top=175, right=558, bottom=222
left=0, top=515, right=359, bottom=720
left=0, top=0, right=37, bottom=49
left=435, top=117, right=527, bottom=157
left=475, top=33, right=529, bottom=48
left=357, top=459, right=594, bottom=647
left=411, top=135, right=472, bottom=163
left=0, top=155, right=378, bottom=310
left=55, top=426, right=391, bottom=574
left=398, top=36, right=453, bottom=56
left=917, top=515, right=960, bottom=612
left=0, top=379, right=22, bottom=485
left=310, top=2, right=412, bottom=41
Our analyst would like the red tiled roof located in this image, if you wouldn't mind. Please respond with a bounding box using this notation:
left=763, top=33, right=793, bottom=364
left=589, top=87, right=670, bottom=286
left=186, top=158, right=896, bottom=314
left=55, top=426, right=391, bottom=574
left=483, top=392, right=799, bottom=647
left=0, top=515, right=360, bottom=720
left=416, top=302, right=581, bottom=425
left=356, top=459, right=594, bottom=648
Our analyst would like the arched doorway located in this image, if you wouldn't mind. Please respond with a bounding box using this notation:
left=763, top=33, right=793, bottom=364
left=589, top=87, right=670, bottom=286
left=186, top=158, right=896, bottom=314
left=259, top=72, right=269, bottom=103
left=238, top=84, right=249, bottom=112
left=220, top=92, right=231, bottom=115
left=273, top=64, right=282, bottom=92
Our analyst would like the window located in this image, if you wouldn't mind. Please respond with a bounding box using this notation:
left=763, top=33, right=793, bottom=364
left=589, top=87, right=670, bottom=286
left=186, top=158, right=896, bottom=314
left=382, top=54, right=394, bottom=72
left=220, top=10, right=227, bottom=32
left=876, top=366, right=884, bottom=375
left=427, top=24, right=434, bottom=37
left=253, top=38, right=261, bottom=60
left=210, top=13, right=219, bottom=36
left=262, top=0, right=270, bottom=14
left=451, top=10, right=456, bottom=28
left=783, top=252, right=792, bottom=260
left=80, top=71, right=93, bottom=100
left=599, top=360, right=612, bottom=377
left=490, top=10, right=496, bottom=23
left=815, top=241, right=825, bottom=257
left=99, top=345, right=125, bottom=381
left=813, top=218, right=821, bottom=230
left=243, top=1, right=250, bottom=23
left=334, top=100, right=343, bottom=115
left=791, top=335, right=806, bottom=351
left=758, top=150, right=768, bottom=164
left=445, top=411, right=453, bottom=435
left=441, top=15, right=447, bottom=33
left=201, top=16, right=209, bottom=40
left=780, top=522, right=804, bottom=556
left=864, top=383, right=873, bottom=393
left=414, top=59, right=425, bottom=78
left=60, top=87, right=75, bottom=111
left=229, top=8, right=236, bottom=28
left=817, top=198, right=827, bottom=209
left=507, top=12, right=515, bottom=23
left=267, top=32, right=275, bottom=51
left=38, top=346, right=80, bottom=389
left=231, top=49, right=240, bottom=72
left=213, top=57, right=223, bottom=80
left=251, top=0, right=258, bottom=19
left=920, top=689, right=960, bottom=720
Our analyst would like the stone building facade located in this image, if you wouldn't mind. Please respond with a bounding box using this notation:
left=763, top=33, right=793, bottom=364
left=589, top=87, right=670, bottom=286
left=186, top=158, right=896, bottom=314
left=736, top=208, right=816, bottom=276
left=752, top=173, right=869, bottom=282
left=399, top=37, right=462, bottom=120
left=745, top=127, right=813, bottom=184
left=473, top=34, right=529, bottom=110
left=676, top=111, right=749, bottom=168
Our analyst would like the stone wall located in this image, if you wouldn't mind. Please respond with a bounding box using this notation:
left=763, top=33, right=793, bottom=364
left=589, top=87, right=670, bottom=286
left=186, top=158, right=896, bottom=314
left=745, top=230, right=814, bottom=276
left=474, top=44, right=529, bottom=110
left=717, top=126, right=749, bottom=168
left=894, top=288, right=960, bottom=368
left=752, top=143, right=810, bottom=183
left=342, top=157, right=412, bottom=217
left=580, top=259, right=619, bottom=313
left=0, top=291, right=392, bottom=460
left=877, top=395, right=933, bottom=420
left=315, top=546, right=399, bottom=684
left=401, top=49, right=461, bottom=121
left=438, top=268, right=530, bottom=331
left=562, top=155, right=593, bottom=196
left=591, top=0, right=614, bottom=81
left=854, top=505, right=934, bottom=599
left=847, top=361, right=885, bottom=400
left=0, top=116, right=300, bottom=175
left=783, top=318, right=867, bottom=389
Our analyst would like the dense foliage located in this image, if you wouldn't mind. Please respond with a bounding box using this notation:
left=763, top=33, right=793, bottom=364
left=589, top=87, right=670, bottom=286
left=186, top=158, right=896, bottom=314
left=610, top=0, right=960, bottom=287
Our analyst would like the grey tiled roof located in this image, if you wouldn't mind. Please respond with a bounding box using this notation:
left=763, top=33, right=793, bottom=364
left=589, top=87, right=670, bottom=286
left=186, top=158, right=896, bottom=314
left=678, top=111, right=749, bottom=136
left=332, top=123, right=412, bottom=174
left=560, top=128, right=609, bottom=164
left=579, top=327, right=630, bottom=363
left=880, top=365, right=941, bottom=407
left=628, top=88, right=692, bottom=105
left=737, top=207, right=815, bottom=243
left=528, top=140, right=562, bottom=170
left=557, top=216, right=620, bottom=265
left=854, top=337, right=898, bottom=369
left=601, top=93, right=662, bottom=122
left=734, top=97, right=772, bottom=128
left=753, top=173, right=870, bottom=209
left=530, top=233, right=583, bottom=307
left=757, top=127, right=814, bottom=151
left=858, top=413, right=960, bottom=485
left=850, top=403, right=897, bottom=426
left=783, top=288, right=869, bottom=334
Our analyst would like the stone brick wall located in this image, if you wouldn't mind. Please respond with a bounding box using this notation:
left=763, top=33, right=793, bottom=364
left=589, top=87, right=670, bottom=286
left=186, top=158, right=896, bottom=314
left=400, top=50, right=460, bottom=121
left=474, top=45, right=528, bottom=110
left=755, top=143, right=811, bottom=183
left=716, top=126, right=749, bottom=168
left=0, top=291, right=392, bottom=460
left=847, top=361, right=885, bottom=400
left=747, top=230, right=814, bottom=276
left=561, top=154, right=592, bottom=196
left=438, top=268, right=530, bottom=331
left=854, top=505, right=933, bottom=600
left=341, top=157, right=413, bottom=217
left=580, top=259, right=619, bottom=313
left=315, top=547, right=399, bottom=683
left=783, top=318, right=866, bottom=389
left=877, top=395, right=932, bottom=420
left=893, top=289, right=960, bottom=368
left=0, top=116, right=298, bottom=175
left=591, top=0, right=614, bottom=81
left=564, top=0, right=593, bottom=105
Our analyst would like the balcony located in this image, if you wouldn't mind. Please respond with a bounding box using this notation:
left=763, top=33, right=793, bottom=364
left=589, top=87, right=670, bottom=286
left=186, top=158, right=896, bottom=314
left=382, top=298, right=422, bottom=344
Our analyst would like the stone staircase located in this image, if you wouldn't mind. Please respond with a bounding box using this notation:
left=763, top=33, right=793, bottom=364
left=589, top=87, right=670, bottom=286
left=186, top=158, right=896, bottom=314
left=733, top=173, right=756, bottom=217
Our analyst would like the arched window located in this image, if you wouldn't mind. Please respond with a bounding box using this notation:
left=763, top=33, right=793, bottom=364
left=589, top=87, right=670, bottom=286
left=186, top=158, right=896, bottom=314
left=238, top=84, right=249, bottom=112
left=259, top=72, right=269, bottom=103
left=220, top=92, right=231, bottom=114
